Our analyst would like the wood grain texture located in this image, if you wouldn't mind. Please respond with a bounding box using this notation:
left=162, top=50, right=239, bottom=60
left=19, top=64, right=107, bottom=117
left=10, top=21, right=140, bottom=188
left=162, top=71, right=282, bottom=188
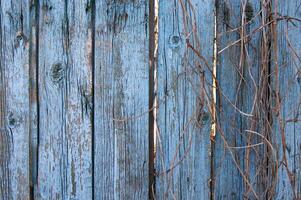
left=215, top=1, right=262, bottom=199
left=155, top=0, right=214, bottom=199
left=36, top=0, right=93, bottom=199
left=274, top=1, right=301, bottom=199
left=0, top=0, right=30, bottom=199
left=94, top=0, right=149, bottom=199
left=29, top=0, right=38, bottom=193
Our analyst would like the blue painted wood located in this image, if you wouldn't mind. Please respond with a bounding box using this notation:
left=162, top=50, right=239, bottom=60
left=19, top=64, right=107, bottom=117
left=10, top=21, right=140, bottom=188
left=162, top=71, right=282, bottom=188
left=155, top=0, right=214, bottom=199
left=36, top=0, right=93, bottom=199
left=94, top=0, right=150, bottom=199
left=0, top=0, right=30, bottom=199
left=1, top=1, right=300, bottom=199
left=215, top=1, right=262, bottom=199
left=274, top=1, right=301, bottom=199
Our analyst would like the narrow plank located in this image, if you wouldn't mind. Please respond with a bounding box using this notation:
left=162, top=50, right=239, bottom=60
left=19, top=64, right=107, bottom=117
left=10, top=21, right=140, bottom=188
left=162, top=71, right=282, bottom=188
left=215, top=1, right=263, bottom=199
left=155, top=0, right=214, bottom=199
left=0, top=1, right=30, bottom=199
left=273, top=1, right=301, bottom=198
left=29, top=0, right=38, bottom=195
left=94, top=0, right=149, bottom=199
left=36, top=0, right=93, bottom=199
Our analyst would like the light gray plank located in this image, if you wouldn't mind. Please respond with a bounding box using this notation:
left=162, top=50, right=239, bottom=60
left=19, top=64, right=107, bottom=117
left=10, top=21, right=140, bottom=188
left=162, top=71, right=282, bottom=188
left=0, top=0, right=30, bottom=199
left=274, top=1, right=301, bottom=199
left=36, top=0, right=93, bottom=199
left=155, top=0, right=214, bottom=199
left=94, top=1, right=149, bottom=199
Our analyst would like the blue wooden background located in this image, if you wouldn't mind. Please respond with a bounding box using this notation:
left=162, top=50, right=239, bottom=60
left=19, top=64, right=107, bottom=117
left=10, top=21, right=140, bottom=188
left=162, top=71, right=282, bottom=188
left=0, top=0, right=300, bottom=199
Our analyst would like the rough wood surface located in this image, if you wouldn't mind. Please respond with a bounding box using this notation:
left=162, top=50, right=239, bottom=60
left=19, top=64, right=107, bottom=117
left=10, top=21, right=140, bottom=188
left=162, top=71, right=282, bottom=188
left=274, top=1, right=301, bottom=199
left=155, top=0, right=214, bottom=199
left=29, top=0, right=38, bottom=195
left=36, top=0, right=93, bottom=199
left=93, top=1, right=149, bottom=199
left=215, top=1, right=262, bottom=199
left=0, top=1, right=30, bottom=199
left=1, top=1, right=301, bottom=199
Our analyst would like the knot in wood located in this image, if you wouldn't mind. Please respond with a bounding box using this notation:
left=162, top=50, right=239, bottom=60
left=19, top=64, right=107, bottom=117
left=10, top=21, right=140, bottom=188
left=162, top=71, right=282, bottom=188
left=42, top=4, right=53, bottom=11
left=202, top=111, right=210, bottom=123
left=196, top=110, right=210, bottom=127
left=245, top=2, right=253, bottom=22
left=14, top=31, right=27, bottom=48
left=42, top=4, right=54, bottom=24
left=50, top=62, right=65, bottom=83
left=16, top=31, right=24, bottom=41
left=168, top=35, right=182, bottom=49
left=7, top=111, right=21, bottom=128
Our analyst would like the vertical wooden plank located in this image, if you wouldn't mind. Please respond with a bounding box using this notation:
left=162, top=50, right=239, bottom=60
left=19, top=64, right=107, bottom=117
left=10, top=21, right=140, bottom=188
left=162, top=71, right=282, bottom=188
left=0, top=1, right=30, bottom=199
left=215, top=2, right=243, bottom=197
left=94, top=0, right=149, bottom=199
left=273, top=1, right=301, bottom=198
left=215, top=1, right=263, bottom=199
left=29, top=0, right=38, bottom=195
left=155, top=0, right=214, bottom=199
left=36, top=0, right=93, bottom=199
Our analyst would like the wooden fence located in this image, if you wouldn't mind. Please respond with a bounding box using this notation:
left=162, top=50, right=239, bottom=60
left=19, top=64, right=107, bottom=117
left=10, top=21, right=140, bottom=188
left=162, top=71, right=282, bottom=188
left=0, top=0, right=300, bottom=199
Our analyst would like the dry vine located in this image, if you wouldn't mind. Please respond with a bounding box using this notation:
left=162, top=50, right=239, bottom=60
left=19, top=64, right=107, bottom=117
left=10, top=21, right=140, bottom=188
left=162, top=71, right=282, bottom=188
left=155, top=0, right=301, bottom=199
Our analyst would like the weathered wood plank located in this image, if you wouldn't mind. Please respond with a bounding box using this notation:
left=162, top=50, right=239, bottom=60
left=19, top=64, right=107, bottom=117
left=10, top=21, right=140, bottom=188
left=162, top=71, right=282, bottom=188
left=215, top=1, right=262, bottom=199
left=94, top=0, right=150, bottom=199
left=273, top=1, right=301, bottom=199
left=36, top=0, right=93, bottom=199
left=29, top=0, right=38, bottom=195
left=155, top=0, right=214, bottom=199
left=0, top=1, right=30, bottom=199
